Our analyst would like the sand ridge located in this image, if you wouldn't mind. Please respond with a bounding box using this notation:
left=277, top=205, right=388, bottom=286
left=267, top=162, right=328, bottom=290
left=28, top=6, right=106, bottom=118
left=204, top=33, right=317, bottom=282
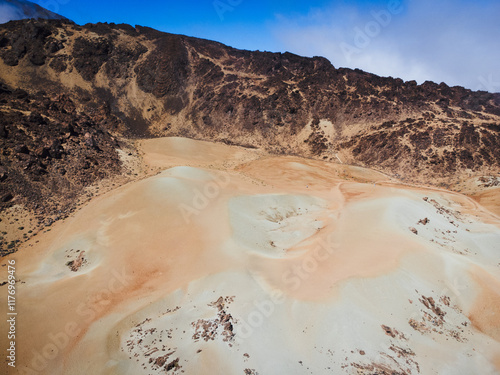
left=1, top=137, right=500, bottom=375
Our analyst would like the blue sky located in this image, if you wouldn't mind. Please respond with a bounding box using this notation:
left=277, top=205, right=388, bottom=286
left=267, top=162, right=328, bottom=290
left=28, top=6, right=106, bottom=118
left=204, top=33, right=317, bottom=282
left=32, top=0, right=500, bottom=91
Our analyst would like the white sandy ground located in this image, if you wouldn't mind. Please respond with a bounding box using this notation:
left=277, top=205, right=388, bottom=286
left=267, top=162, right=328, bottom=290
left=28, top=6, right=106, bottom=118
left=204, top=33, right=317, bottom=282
left=1, top=137, right=500, bottom=375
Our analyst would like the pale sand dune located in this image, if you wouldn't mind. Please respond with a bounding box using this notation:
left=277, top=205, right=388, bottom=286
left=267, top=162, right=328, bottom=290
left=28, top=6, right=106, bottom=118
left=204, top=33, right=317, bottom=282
left=2, top=137, right=500, bottom=375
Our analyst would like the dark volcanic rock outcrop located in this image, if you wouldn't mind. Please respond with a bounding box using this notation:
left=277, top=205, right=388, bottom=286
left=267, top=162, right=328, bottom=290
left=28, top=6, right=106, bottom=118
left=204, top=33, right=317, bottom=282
left=0, top=81, right=123, bottom=228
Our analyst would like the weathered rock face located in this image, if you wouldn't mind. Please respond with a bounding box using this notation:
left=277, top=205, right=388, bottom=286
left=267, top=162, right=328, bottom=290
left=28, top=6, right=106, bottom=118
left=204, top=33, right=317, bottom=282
left=340, top=118, right=500, bottom=185
left=0, top=19, right=500, bottom=194
left=0, top=80, right=123, bottom=221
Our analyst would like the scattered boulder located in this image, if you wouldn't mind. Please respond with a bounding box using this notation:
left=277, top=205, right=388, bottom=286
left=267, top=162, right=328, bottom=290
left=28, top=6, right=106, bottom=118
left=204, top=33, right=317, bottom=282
left=66, top=250, right=86, bottom=272
left=418, top=218, right=429, bottom=225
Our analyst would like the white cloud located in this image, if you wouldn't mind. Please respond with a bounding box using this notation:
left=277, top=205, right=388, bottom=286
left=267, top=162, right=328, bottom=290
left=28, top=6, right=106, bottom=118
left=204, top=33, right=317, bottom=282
left=0, top=3, right=25, bottom=23
left=271, top=0, right=500, bottom=91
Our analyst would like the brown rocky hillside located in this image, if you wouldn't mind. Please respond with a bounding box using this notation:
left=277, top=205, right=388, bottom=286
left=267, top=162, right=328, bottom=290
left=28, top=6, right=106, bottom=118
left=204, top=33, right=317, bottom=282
left=1, top=19, right=499, bottom=177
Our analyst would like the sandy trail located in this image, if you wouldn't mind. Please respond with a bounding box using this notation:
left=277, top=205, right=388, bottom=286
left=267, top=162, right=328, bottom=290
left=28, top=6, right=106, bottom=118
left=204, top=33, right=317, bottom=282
left=1, top=137, right=500, bottom=375
left=471, top=187, right=500, bottom=218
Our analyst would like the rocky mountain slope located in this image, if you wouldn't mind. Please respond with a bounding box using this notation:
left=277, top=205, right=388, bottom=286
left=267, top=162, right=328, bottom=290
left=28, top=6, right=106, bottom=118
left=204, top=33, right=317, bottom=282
left=0, top=19, right=500, bottom=253
left=0, top=81, right=124, bottom=210
left=0, top=79, right=130, bottom=254
left=1, top=19, right=499, bottom=181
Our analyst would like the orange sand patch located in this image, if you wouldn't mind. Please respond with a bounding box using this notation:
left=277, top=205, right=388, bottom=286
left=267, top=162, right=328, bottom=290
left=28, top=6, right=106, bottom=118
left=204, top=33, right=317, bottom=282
left=469, top=266, right=500, bottom=342
left=471, top=187, right=500, bottom=218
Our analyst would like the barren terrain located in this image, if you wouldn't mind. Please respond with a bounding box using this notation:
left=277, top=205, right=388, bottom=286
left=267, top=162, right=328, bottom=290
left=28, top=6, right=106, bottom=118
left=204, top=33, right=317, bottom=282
left=1, top=137, right=499, bottom=375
